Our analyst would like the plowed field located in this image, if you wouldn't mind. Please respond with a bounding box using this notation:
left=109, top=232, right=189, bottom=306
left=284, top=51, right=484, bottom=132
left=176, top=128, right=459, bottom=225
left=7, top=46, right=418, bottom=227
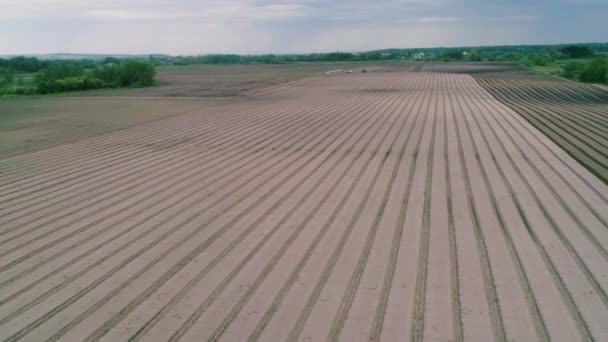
left=1, top=69, right=607, bottom=341
left=474, top=72, right=608, bottom=184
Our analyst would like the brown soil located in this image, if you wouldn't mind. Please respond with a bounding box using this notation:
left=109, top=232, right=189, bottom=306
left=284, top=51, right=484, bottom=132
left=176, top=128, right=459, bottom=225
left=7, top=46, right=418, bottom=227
left=0, top=68, right=607, bottom=341
left=474, top=72, right=608, bottom=184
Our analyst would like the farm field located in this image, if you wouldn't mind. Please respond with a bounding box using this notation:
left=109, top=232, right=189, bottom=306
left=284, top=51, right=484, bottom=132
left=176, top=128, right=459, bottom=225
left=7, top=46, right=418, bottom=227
left=1, top=67, right=608, bottom=341
left=474, top=72, right=608, bottom=183
left=0, top=97, right=226, bottom=159
left=100, top=62, right=397, bottom=98
left=0, top=62, right=396, bottom=159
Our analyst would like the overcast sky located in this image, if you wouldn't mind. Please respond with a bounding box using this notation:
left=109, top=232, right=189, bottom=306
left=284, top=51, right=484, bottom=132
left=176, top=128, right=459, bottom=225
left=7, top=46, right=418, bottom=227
left=1, top=0, right=607, bottom=55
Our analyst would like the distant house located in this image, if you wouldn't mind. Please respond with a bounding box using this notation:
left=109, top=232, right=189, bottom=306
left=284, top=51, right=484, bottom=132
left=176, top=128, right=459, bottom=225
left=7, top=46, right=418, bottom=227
left=413, top=52, right=425, bottom=60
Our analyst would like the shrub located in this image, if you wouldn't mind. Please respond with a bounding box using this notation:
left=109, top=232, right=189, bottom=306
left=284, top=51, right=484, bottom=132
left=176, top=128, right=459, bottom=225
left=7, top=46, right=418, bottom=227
left=441, top=50, right=464, bottom=61
left=580, top=58, right=608, bottom=83
left=561, top=45, right=595, bottom=59
left=0, top=86, right=36, bottom=96
left=36, top=62, right=84, bottom=83
left=562, top=61, right=585, bottom=79
left=519, top=58, right=534, bottom=67
left=37, top=76, right=105, bottom=94
left=92, top=65, right=121, bottom=86
left=532, top=54, right=551, bottom=66
left=0, top=67, right=15, bottom=87
left=118, top=60, right=156, bottom=87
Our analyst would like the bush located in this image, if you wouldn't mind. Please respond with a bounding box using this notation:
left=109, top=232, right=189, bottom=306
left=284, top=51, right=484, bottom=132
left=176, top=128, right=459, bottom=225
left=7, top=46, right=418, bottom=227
left=0, top=86, right=36, bottom=96
left=37, top=76, right=105, bottom=94
left=562, top=61, right=585, bottom=79
left=580, top=58, right=608, bottom=83
left=441, top=50, right=464, bottom=61
left=466, top=52, right=483, bottom=62
left=0, top=67, right=15, bottom=87
left=519, top=58, right=534, bottom=67
left=118, top=60, right=156, bottom=87
left=561, top=46, right=595, bottom=59
left=36, top=62, right=84, bottom=83
left=92, top=65, right=121, bottom=86
left=532, top=54, right=551, bottom=66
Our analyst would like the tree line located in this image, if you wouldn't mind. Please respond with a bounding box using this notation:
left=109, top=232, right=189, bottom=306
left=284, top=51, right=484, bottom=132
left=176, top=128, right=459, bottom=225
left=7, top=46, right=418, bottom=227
left=166, top=51, right=395, bottom=66
left=155, top=43, right=607, bottom=66
left=433, top=44, right=606, bottom=84
left=0, top=57, right=156, bottom=95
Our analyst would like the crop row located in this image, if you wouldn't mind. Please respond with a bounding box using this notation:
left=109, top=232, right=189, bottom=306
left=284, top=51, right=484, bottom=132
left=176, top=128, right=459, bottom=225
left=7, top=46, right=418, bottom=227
left=474, top=72, right=608, bottom=184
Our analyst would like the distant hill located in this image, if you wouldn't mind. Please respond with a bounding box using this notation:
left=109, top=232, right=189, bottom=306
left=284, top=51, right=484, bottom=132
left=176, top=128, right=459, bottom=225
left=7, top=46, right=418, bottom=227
left=0, top=53, right=172, bottom=60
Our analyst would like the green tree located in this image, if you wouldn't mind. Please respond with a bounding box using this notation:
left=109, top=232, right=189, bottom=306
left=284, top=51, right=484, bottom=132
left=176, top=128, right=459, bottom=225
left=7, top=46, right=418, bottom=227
left=92, top=65, right=122, bottom=85
left=562, top=61, right=585, bottom=79
left=36, top=61, right=84, bottom=83
left=103, top=57, right=121, bottom=65
left=118, top=60, right=156, bottom=86
left=466, top=51, right=483, bottom=62
left=519, top=58, right=534, bottom=67
left=441, top=50, right=464, bottom=61
left=0, top=67, right=15, bottom=87
left=561, top=46, right=594, bottom=59
left=532, top=54, right=551, bottom=66
left=580, top=58, right=607, bottom=83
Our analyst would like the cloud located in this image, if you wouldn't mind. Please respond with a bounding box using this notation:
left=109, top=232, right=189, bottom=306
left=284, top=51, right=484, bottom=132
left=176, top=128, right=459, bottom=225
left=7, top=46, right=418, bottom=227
left=415, top=16, right=462, bottom=23
left=0, top=0, right=606, bottom=54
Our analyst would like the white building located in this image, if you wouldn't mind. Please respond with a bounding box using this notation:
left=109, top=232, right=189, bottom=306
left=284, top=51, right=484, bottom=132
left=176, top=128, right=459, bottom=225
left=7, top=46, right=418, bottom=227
left=413, top=52, right=425, bottom=60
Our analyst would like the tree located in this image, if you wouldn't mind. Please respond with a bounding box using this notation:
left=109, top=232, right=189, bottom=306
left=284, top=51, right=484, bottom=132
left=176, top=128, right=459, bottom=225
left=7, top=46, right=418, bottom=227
left=519, top=58, right=534, bottom=67
left=92, top=65, right=122, bottom=85
left=466, top=51, right=483, bottom=62
left=118, top=60, right=156, bottom=86
left=562, top=61, right=585, bottom=79
left=0, top=67, right=15, bottom=87
left=532, top=54, right=551, bottom=66
left=36, top=61, right=84, bottom=83
left=561, top=46, right=594, bottom=59
left=7, top=56, right=43, bottom=73
left=580, top=58, right=607, bottom=83
left=441, top=50, right=464, bottom=61
left=103, top=57, right=121, bottom=65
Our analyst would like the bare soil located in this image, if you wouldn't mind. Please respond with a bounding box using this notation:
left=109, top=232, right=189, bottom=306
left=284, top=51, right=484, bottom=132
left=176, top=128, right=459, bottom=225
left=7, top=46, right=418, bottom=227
left=91, top=62, right=399, bottom=98
left=0, top=67, right=607, bottom=341
left=0, top=62, right=400, bottom=159
left=474, top=72, right=608, bottom=184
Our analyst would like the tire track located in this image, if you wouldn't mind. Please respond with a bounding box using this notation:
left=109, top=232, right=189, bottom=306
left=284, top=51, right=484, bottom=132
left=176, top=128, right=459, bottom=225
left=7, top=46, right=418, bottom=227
left=468, top=80, right=608, bottom=261
left=473, top=73, right=608, bottom=184
left=82, top=74, right=413, bottom=341
left=367, top=73, right=437, bottom=342
left=3, top=74, right=404, bottom=338
left=184, top=73, right=419, bottom=342
left=0, top=84, right=365, bottom=240
left=448, top=77, right=507, bottom=342
left=466, top=77, right=607, bottom=336
left=0, top=75, right=353, bottom=187
left=0, top=82, right=353, bottom=204
left=284, top=74, right=432, bottom=342
left=409, top=73, right=438, bottom=342
left=462, top=75, right=595, bottom=340
left=0, top=90, right=366, bottom=298
left=248, top=74, right=427, bottom=342
left=326, top=76, right=428, bottom=342
left=0, top=99, right=348, bottom=265
left=0, top=79, right=376, bottom=309
left=452, top=74, right=550, bottom=341
left=442, top=74, right=464, bottom=342
left=473, top=81, right=608, bottom=230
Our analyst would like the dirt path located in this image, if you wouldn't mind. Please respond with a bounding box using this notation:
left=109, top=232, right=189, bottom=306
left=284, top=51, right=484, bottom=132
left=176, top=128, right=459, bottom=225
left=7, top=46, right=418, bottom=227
left=0, top=71, right=607, bottom=341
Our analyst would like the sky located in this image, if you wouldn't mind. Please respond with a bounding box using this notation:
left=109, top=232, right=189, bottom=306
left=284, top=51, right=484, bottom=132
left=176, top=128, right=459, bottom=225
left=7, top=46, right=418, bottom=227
left=1, top=0, right=607, bottom=55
